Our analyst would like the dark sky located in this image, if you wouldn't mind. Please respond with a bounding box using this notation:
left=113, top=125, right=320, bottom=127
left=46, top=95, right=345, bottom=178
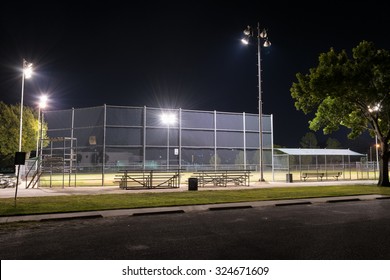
left=1, top=1, right=389, bottom=153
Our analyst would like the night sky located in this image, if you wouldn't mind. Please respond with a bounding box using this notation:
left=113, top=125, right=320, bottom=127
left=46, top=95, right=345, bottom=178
left=1, top=1, right=389, bottom=153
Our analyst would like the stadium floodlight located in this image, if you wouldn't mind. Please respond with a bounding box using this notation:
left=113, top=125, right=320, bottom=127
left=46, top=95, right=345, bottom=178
left=161, top=112, right=177, bottom=126
left=36, top=95, right=48, bottom=156
left=241, top=22, right=271, bottom=182
left=19, top=59, right=33, bottom=152
left=367, top=103, right=381, bottom=172
left=160, top=112, right=177, bottom=170
left=241, top=38, right=249, bottom=45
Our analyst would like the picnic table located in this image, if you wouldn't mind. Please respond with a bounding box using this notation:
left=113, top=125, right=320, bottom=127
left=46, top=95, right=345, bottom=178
left=301, top=171, right=342, bottom=181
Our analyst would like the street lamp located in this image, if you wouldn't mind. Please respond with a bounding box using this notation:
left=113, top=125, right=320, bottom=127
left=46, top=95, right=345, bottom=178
left=36, top=95, right=48, bottom=158
left=160, top=112, right=176, bottom=170
left=375, top=138, right=380, bottom=172
left=241, top=23, right=271, bottom=181
left=19, top=59, right=33, bottom=152
left=368, top=103, right=382, bottom=174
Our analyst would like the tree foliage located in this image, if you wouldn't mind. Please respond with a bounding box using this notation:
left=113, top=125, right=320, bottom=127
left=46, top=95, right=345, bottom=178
left=209, top=154, right=221, bottom=165
left=291, top=41, right=390, bottom=186
left=300, top=132, right=318, bottom=148
left=326, top=137, right=342, bottom=149
left=0, top=102, right=45, bottom=166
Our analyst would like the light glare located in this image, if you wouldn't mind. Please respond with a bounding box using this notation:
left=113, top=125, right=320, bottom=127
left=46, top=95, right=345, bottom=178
left=24, top=62, right=33, bottom=79
left=39, top=95, right=48, bottom=109
left=241, top=38, right=249, bottom=45
left=161, top=113, right=176, bottom=125
left=368, top=103, right=381, bottom=112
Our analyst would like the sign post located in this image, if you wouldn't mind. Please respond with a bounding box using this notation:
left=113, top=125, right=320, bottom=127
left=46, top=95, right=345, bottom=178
left=14, top=152, right=26, bottom=207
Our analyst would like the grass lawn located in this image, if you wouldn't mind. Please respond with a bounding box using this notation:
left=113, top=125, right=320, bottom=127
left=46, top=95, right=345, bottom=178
left=1, top=185, right=390, bottom=217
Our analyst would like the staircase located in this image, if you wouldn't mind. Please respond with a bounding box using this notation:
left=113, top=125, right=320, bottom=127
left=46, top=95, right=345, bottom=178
left=25, top=158, right=41, bottom=189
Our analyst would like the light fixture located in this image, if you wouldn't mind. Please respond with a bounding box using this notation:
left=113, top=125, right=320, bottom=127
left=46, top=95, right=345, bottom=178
left=241, top=22, right=271, bottom=182
left=161, top=112, right=177, bottom=170
left=368, top=103, right=381, bottom=113
left=241, top=38, right=249, bottom=45
left=161, top=112, right=176, bottom=125
left=36, top=95, right=48, bottom=158
left=19, top=59, right=34, bottom=152
left=39, top=95, right=48, bottom=109
left=263, top=39, right=271, bottom=47
left=259, top=28, right=267, bottom=38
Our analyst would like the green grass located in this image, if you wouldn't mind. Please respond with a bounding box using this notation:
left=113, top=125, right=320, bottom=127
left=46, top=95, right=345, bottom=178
left=1, top=185, right=390, bottom=217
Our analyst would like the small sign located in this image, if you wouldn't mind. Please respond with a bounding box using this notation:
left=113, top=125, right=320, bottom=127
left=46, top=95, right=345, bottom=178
left=14, top=152, right=26, bottom=165
left=174, top=148, right=179, bottom=155
left=89, top=136, right=97, bottom=145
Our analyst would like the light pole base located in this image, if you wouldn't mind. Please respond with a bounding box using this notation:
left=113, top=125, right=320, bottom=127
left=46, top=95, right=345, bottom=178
left=258, top=178, right=266, bottom=182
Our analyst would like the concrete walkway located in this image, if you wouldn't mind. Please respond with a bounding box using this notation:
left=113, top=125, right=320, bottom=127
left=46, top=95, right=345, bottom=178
left=1, top=179, right=386, bottom=224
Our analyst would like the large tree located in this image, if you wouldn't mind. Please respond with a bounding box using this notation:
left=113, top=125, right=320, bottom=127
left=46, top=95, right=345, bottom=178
left=326, top=137, right=342, bottom=149
left=300, top=132, right=318, bottom=148
left=0, top=102, right=43, bottom=165
left=291, top=41, right=390, bottom=186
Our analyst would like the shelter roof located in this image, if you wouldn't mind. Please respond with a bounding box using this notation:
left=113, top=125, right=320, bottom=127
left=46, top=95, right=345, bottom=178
left=276, top=148, right=364, bottom=156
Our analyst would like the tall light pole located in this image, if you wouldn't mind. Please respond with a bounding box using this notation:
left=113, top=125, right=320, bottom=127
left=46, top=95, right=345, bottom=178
left=160, top=112, right=176, bottom=170
left=375, top=136, right=380, bottom=172
left=36, top=95, right=48, bottom=157
left=19, top=59, right=33, bottom=152
left=368, top=103, right=382, bottom=176
left=241, top=23, right=271, bottom=181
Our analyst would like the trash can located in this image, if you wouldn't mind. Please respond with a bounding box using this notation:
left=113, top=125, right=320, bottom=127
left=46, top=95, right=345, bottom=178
left=188, top=177, right=198, bottom=191
left=286, top=173, right=293, bottom=183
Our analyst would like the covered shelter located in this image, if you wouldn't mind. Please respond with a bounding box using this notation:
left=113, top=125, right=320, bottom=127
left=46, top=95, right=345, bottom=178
left=273, top=148, right=367, bottom=182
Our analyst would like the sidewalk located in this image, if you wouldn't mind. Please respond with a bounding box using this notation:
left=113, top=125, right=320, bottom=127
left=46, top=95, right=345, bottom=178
left=0, top=179, right=385, bottom=224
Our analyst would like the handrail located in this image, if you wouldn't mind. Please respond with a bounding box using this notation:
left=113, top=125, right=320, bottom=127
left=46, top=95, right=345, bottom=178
left=25, top=158, right=39, bottom=189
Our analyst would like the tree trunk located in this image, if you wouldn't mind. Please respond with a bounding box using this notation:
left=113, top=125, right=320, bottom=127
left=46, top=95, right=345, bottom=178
left=377, top=146, right=390, bottom=187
